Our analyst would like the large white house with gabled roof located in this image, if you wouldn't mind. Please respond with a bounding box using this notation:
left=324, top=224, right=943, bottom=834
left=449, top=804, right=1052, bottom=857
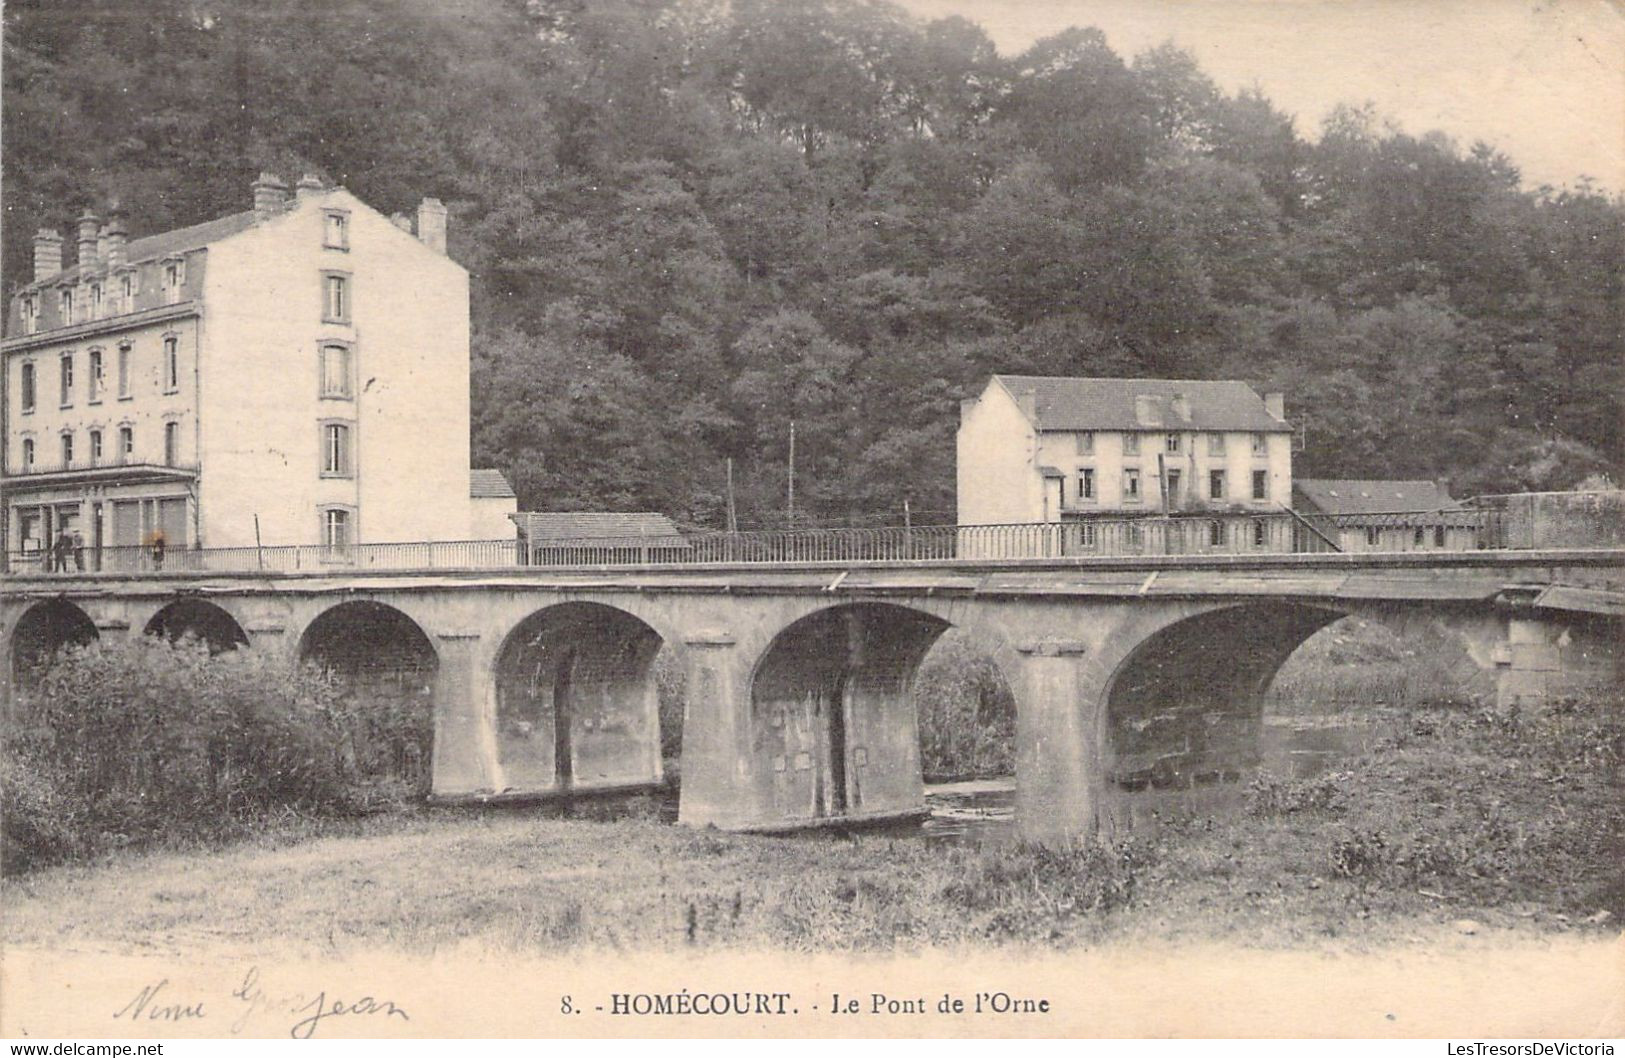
left=957, top=375, right=1294, bottom=526
left=3, top=173, right=486, bottom=569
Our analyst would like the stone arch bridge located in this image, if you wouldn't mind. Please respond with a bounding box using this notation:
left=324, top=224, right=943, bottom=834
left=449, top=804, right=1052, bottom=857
left=4, top=550, right=1621, bottom=843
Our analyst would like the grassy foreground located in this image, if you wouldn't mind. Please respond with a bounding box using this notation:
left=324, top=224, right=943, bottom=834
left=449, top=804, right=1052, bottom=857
left=5, top=691, right=1621, bottom=958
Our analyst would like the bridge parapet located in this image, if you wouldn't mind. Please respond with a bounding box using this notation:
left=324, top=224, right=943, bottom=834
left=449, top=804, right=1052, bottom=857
left=12, top=502, right=1617, bottom=577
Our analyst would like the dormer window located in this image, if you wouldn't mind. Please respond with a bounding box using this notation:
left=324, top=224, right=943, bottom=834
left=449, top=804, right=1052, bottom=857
left=323, top=209, right=350, bottom=250
left=119, top=271, right=136, bottom=312
left=59, top=287, right=75, bottom=324
left=21, top=295, right=38, bottom=334
left=162, top=258, right=185, bottom=304
left=89, top=281, right=103, bottom=318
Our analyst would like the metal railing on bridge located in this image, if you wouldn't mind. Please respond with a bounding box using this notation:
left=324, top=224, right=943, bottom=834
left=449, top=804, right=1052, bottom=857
left=4, top=507, right=1524, bottom=576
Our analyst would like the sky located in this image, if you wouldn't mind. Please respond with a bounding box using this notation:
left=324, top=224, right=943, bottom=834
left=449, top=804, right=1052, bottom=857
left=895, top=0, right=1625, bottom=192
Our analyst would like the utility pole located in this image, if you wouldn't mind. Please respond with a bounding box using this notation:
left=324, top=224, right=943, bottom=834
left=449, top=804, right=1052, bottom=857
left=725, top=457, right=738, bottom=533
left=786, top=420, right=796, bottom=529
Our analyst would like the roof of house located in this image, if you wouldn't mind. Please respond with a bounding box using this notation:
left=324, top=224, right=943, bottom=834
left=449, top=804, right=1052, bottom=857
left=1293, top=479, right=1456, bottom=515
left=31, top=211, right=260, bottom=288
left=992, top=375, right=1292, bottom=432
left=512, top=512, right=688, bottom=547
left=470, top=468, right=516, bottom=499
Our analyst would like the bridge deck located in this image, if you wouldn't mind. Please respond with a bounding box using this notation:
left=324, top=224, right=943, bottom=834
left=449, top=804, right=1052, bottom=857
left=7, top=549, right=1624, bottom=614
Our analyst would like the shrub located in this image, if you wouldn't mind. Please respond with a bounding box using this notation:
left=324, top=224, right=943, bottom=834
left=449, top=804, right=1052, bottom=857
left=2, top=636, right=417, bottom=873
left=914, top=632, right=1016, bottom=780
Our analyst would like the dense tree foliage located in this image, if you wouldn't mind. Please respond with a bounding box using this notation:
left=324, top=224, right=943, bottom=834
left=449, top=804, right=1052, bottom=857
left=5, top=0, right=1620, bottom=526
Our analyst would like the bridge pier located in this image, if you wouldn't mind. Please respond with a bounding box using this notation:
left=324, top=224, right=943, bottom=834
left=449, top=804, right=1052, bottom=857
left=1012, top=637, right=1108, bottom=844
left=1496, top=612, right=1622, bottom=710
left=432, top=631, right=501, bottom=796
left=676, top=628, right=753, bottom=829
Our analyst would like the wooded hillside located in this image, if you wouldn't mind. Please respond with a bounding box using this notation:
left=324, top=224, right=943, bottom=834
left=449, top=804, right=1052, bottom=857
left=5, top=0, right=1620, bottom=526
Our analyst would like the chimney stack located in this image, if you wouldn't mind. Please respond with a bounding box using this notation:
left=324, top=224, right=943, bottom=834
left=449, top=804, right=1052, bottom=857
left=1265, top=392, right=1285, bottom=420
left=416, top=197, right=447, bottom=254
left=33, top=229, right=63, bottom=281
left=295, top=173, right=325, bottom=202
left=104, top=213, right=128, bottom=269
left=1171, top=391, right=1191, bottom=423
left=77, top=211, right=101, bottom=269
left=252, top=172, right=288, bottom=221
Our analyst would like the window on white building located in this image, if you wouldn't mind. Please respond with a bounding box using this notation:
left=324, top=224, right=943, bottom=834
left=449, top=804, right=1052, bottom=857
left=321, top=421, right=353, bottom=477
left=1209, top=469, right=1226, bottom=501
left=22, top=438, right=35, bottom=468
left=120, top=272, right=136, bottom=312
left=22, top=295, right=38, bottom=334
left=119, top=425, right=134, bottom=462
left=88, top=348, right=103, bottom=402
left=89, top=282, right=103, bottom=318
left=61, top=432, right=74, bottom=466
left=1251, top=432, right=1267, bottom=456
left=1166, top=432, right=1182, bottom=453
left=117, top=343, right=132, bottom=398
left=1122, top=434, right=1140, bottom=456
left=1123, top=468, right=1141, bottom=501
left=90, top=429, right=103, bottom=464
left=324, top=210, right=350, bottom=250
left=164, top=421, right=180, bottom=467
left=163, top=335, right=180, bottom=392
left=320, top=342, right=352, bottom=398
left=1078, top=467, right=1095, bottom=501
left=323, top=273, right=350, bottom=323
left=59, top=287, right=75, bottom=324
left=322, top=507, right=353, bottom=551
left=1252, top=469, right=1268, bottom=501
left=1075, top=431, right=1094, bottom=455
left=20, top=362, right=35, bottom=413
left=1207, top=433, right=1226, bottom=456
left=59, top=352, right=74, bottom=406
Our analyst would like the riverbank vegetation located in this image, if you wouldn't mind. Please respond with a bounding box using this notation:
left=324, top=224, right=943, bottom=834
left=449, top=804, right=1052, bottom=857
left=4, top=634, right=1619, bottom=950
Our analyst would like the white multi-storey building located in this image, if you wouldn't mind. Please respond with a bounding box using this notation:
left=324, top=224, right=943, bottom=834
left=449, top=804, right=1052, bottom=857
left=957, top=375, right=1294, bottom=526
left=2, top=173, right=490, bottom=569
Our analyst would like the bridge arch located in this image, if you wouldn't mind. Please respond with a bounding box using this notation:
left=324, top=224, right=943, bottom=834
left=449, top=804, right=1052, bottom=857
left=748, top=602, right=951, bottom=824
left=144, top=598, right=249, bottom=653
left=493, top=602, right=665, bottom=794
left=1102, top=602, right=1346, bottom=817
left=298, top=600, right=439, bottom=795
left=10, top=598, right=100, bottom=688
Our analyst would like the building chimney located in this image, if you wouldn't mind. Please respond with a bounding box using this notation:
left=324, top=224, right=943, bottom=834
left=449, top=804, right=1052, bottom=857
left=295, top=173, right=325, bottom=201
left=1134, top=394, right=1163, bottom=427
left=416, top=197, right=447, bottom=254
left=76, top=211, right=101, bottom=269
left=1171, top=391, right=1191, bottom=422
left=33, top=229, right=63, bottom=281
left=390, top=212, right=413, bottom=233
left=104, top=213, right=128, bottom=269
left=1265, top=392, right=1285, bottom=420
left=252, top=172, right=288, bottom=221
